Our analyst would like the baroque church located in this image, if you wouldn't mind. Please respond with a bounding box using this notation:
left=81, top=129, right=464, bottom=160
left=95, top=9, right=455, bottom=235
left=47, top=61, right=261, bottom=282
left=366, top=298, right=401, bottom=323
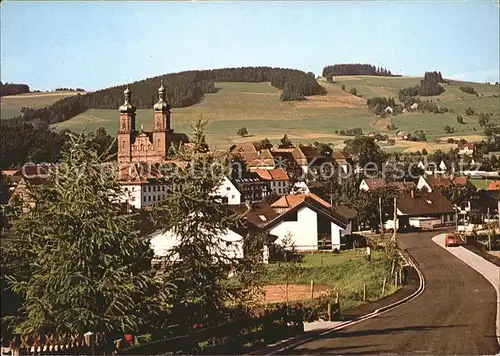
left=117, top=83, right=189, bottom=163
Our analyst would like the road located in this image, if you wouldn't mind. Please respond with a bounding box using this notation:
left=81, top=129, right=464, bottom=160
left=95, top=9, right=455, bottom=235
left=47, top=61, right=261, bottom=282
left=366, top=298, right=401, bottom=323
left=283, top=231, right=499, bottom=355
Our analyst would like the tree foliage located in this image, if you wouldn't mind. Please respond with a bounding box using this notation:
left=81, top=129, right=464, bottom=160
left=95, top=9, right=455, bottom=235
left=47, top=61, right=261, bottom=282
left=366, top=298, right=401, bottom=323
left=322, top=64, right=396, bottom=77
left=278, top=134, right=294, bottom=148
left=0, top=82, right=30, bottom=97
left=343, top=136, right=387, bottom=168
left=3, top=133, right=169, bottom=335
left=237, top=127, right=248, bottom=137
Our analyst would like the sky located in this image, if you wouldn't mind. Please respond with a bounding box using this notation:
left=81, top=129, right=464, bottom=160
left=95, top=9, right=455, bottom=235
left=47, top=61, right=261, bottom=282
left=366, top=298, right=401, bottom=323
left=1, top=1, right=499, bottom=91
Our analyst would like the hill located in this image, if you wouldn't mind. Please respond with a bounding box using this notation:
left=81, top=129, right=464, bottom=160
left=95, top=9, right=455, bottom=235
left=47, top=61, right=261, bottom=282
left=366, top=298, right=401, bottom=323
left=50, top=76, right=499, bottom=151
left=0, top=91, right=84, bottom=120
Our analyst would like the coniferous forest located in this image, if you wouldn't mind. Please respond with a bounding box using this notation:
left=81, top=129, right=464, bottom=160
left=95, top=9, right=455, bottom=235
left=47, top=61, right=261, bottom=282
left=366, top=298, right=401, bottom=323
left=0, top=82, right=30, bottom=97
left=322, top=64, right=399, bottom=78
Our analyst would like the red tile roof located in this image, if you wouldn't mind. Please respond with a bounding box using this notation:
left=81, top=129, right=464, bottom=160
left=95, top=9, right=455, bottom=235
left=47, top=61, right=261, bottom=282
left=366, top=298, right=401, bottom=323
left=363, top=179, right=387, bottom=189
left=271, top=193, right=332, bottom=210
left=488, top=180, right=500, bottom=191
left=255, top=168, right=289, bottom=181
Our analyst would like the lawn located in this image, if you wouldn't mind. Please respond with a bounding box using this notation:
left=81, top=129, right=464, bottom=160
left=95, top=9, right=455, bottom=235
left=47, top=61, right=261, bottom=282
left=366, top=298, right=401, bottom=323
left=470, top=178, right=491, bottom=190
left=262, top=249, right=397, bottom=313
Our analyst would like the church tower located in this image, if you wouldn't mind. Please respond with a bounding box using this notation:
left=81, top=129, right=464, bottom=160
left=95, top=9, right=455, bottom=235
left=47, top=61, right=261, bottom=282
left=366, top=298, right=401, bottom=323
left=152, top=80, right=171, bottom=161
left=117, top=87, right=136, bottom=163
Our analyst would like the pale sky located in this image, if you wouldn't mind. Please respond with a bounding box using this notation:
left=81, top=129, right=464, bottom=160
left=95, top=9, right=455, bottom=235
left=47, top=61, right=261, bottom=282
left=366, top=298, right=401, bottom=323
left=1, top=1, right=499, bottom=91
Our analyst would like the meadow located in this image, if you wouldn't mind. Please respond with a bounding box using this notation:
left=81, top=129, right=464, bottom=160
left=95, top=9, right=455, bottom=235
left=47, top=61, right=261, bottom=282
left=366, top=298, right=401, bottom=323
left=0, top=91, right=83, bottom=120
left=5, top=77, right=498, bottom=153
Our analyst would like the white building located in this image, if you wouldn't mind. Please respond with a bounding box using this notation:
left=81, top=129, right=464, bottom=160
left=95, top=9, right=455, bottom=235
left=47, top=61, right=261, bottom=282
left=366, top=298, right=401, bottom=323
left=266, top=194, right=353, bottom=251
left=254, top=168, right=290, bottom=196
left=458, top=143, right=476, bottom=157
left=213, top=176, right=242, bottom=205
left=116, top=162, right=178, bottom=209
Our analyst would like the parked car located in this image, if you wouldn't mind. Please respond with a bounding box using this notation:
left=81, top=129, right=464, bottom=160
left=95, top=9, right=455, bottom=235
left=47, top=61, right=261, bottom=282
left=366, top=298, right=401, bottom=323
left=445, top=233, right=458, bottom=247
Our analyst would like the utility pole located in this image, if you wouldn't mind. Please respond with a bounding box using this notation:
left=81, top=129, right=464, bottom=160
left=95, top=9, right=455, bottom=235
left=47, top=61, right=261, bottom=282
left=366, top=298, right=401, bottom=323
left=392, top=196, right=397, bottom=242
left=379, top=196, right=384, bottom=234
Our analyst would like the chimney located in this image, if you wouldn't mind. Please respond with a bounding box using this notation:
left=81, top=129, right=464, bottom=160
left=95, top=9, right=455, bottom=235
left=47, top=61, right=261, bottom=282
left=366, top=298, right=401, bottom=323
left=411, top=190, right=415, bottom=199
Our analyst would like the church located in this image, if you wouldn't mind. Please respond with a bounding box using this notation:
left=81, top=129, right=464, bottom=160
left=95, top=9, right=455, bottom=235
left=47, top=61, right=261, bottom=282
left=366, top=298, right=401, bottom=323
left=117, top=82, right=189, bottom=163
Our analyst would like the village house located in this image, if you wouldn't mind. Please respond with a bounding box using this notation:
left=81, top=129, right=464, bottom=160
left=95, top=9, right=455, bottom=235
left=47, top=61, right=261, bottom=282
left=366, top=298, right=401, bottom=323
left=396, top=131, right=410, bottom=140
left=417, top=175, right=470, bottom=193
left=458, top=142, right=476, bottom=156
left=384, top=190, right=456, bottom=231
left=214, top=176, right=242, bottom=205
left=254, top=168, right=290, bottom=196
left=231, top=172, right=269, bottom=203
left=8, top=164, right=54, bottom=213
left=359, top=178, right=416, bottom=192
left=116, top=162, right=182, bottom=210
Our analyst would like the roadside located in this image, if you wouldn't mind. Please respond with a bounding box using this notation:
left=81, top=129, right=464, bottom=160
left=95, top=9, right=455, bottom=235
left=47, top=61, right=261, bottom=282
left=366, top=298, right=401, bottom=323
left=250, top=260, right=420, bottom=355
left=432, top=233, right=500, bottom=349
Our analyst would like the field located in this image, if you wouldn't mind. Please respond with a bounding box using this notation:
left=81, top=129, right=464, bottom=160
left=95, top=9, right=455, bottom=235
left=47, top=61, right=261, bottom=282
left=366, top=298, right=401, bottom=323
left=262, top=249, right=397, bottom=312
left=7, top=77, right=498, bottom=153
left=0, top=91, right=83, bottom=120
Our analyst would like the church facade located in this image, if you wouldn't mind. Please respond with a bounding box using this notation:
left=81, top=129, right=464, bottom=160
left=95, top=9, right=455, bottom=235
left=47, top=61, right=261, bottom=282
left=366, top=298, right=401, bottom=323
left=117, top=83, right=189, bottom=163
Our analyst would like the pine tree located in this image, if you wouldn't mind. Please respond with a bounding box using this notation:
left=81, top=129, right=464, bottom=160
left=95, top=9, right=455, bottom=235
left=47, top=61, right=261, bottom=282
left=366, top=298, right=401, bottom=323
left=278, top=134, right=294, bottom=148
left=153, top=136, right=264, bottom=325
left=3, top=133, right=170, bottom=336
left=190, top=114, right=210, bottom=153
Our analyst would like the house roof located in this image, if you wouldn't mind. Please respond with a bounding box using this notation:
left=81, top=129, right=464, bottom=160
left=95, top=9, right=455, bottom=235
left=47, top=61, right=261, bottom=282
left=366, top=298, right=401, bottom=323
left=231, top=171, right=266, bottom=184
left=362, top=178, right=387, bottom=190
left=331, top=150, right=347, bottom=164
left=396, top=191, right=455, bottom=216
left=425, top=175, right=454, bottom=188
left=12, top=164, right=54, bottom=185
left=229, top=203, right=280, bottom=229
left=241, top=149, right=275, bottom=168
left=458, top=143, right=475, bottom=150
left=390, top=181, right=417, bottom=191
left=254, top=168, right=289, bottom=181
left=488, top=180, right=500, bottom=191
left=271, top=193, right=332, bottom=210
left=452, top=176, right=469, bottom=186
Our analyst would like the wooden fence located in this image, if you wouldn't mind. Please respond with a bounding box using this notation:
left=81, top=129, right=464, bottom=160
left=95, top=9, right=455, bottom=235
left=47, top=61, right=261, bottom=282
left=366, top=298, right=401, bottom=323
left=1, top=307, right=304, bottom=356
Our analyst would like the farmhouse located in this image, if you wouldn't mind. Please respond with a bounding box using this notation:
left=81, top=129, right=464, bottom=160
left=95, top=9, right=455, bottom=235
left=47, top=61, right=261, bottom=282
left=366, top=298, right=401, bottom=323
left=8, top=164, right=54, bottom=213
left=266, top=194, right=353, bottom=250
left=458, top=143, right=476, bottom=156
left=214, top=176, right=242, bottom=205
left=385, top=190, right=456, bottom=231
left=231, top=172, right=269, bottom=203
left=396, top=131, right=409, bottom=140
left=117, top=83, right=189, bottom=164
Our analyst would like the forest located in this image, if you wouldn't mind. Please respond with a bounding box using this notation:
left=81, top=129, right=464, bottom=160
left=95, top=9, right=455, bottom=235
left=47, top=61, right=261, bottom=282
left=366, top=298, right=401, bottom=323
left=0, top=82, right=30, bottom=97
left=399, top=71, right=445, bottom=100
left=322, top=64, right=398, bottom=79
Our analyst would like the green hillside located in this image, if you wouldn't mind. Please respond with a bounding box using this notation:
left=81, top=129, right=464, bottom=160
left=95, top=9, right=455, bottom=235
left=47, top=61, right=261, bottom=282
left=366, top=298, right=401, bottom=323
left=0, top=91, right=83, bottom=120
left=22, top=77, right=500, bottom=151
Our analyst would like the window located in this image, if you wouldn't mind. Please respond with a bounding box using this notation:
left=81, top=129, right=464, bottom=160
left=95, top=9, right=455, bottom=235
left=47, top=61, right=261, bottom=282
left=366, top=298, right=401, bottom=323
left=226, top=187, right=231, bottom=191
left=153, top=196, right=156, bottom=201
left=162, top=186, right=165, bottom=192
left=148, top=186, right=151, bottom=192
left=231, top=195, right=235, bottom=199
left=259, top=215, right=267, bottom=222
left=143, top=187, right=146, bottom=192
left=148, top=196, right=151, bottom=202
left=153, top=186, right=156, bottom=192
left=143, top=196, right=146, bottom=202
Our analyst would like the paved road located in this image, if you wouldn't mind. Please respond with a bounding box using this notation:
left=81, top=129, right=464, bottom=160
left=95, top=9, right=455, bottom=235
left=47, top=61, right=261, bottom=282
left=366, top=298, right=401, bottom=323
left=283, top=231, right=499, bottom=355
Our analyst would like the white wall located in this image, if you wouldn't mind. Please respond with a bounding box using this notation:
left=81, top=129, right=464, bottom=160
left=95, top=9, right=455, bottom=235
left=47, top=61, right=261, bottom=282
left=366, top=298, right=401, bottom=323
left=416, top=177, right=431, bottom=192
left=270, top=206, right=318, bottom=250
left=214, top=177, right=241, bottom=205
left=150, top=228, right=245, bottom=262
left=269, top=206, right=348, bottom=251
left=120, top=183, right=169, bottom=209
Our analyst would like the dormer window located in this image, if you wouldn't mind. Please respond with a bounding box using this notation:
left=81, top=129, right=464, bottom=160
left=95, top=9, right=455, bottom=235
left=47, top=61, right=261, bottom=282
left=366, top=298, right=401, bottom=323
left=426, top=199, right=433, bottom=204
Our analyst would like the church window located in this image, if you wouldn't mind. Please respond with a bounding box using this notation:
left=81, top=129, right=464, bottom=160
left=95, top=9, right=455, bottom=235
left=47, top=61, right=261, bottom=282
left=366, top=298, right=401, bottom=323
left=121, top=121, right=126, bottom=130
left=157, top=139, right=161, bottom=147
left=141, top=144, right=144, bottom=151
left=121, top=140, right=125, bottom=149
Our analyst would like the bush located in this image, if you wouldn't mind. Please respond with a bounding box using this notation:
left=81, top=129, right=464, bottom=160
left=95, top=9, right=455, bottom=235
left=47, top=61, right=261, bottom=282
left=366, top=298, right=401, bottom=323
left=350, top=88, right=357, bottom=96
left=456, top=115, right=465, bottom=124
left=341, top=85, right=346, bottom=91
left=465, top=107, right=475, bottom=116
left=459, top=86, right=477, bottom=95
left=237, top=127, right=248, bottom=137
left=443, top=125, right=455, bottom=134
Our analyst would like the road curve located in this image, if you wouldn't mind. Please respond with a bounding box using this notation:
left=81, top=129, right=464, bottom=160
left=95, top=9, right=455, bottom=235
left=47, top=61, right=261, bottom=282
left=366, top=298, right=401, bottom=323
left=283, top=231, right=499, bottom=355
